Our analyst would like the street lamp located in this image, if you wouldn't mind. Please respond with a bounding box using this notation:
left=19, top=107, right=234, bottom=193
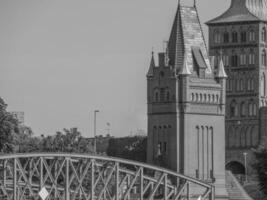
left=94, top=110, right=99, bottom=154
left=243, top=152, right=248, bottom=183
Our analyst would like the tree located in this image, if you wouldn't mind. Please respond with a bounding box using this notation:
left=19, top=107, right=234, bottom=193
left=107, top=136, right=147, bottom=162
left=0, top=97, right=19, bottom=153
left=255, top=147, right=267, bottom=195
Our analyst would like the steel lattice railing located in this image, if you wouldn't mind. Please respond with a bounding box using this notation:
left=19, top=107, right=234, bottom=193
left=0, top=153, right=215, bottom=200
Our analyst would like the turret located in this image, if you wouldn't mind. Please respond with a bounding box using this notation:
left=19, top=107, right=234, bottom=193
left=179, top=55, right=191, bottom=110
left=216, top=57, right=227, bottom=112
left=147, top=52, right=155, bottom=78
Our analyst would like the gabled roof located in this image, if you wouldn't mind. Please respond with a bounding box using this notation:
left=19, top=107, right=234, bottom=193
left=192, top=46, right=207, bottom=70
left=207, top=0, right=267, bottom=25
left=168, top=4, right=212, bottom=74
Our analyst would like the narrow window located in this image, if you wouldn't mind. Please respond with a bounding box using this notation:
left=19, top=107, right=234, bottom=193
left=155, top=91, right=159, bottom=102
left=223, top=32, right=229, bottom=43
left=249, top=30, right=255, bottom=42
left=241, top=102, right=246, bottom=117
left=261, top=74, right=266, bottom=96
left=262, top=27, right=267, bottom=42
left=232, top=31, right=238, bottom=43
left=262, top=49, right=266, bottom=66
left=241, top=31, right=246, bottom=43
left=160, top=88, right=165, bottom=101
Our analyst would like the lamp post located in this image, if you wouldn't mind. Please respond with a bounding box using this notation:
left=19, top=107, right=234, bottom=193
left=243, top=152, right=248, bottom=183
left=94, top=110, right=99, bottom=154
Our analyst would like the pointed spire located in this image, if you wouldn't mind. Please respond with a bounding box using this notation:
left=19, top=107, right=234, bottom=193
left=179, top=53, right=191, bottom=75
left=194, top=0, right=196, bottom=7
left=217, top=57, right=227, bottom=78
left=147, top=51, right=155, bottom=77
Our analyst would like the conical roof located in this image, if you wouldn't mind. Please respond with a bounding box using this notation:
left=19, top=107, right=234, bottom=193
left=207, top=0, right=267, bottom=25
left=147, top=52, right=155, bottom=77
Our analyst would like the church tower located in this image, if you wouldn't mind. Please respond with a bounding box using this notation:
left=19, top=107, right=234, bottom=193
left=147, top=2, right=228, bottom=198
left=207, top=0, right=267, bottom=177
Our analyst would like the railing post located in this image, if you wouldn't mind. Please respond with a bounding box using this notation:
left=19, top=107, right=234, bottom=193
left=187, top=182, right=190, bottom=200
left=65, top=157, right=70, bottom=200
left=140, top=167, right=143, bottom=200
left=115, top=162, right=119, bottom=200
left=13, top=158, right=17, bottom=200
left=3, top=159, right=7, bottom=187
left=91, top=159, right=95, bottom=200
left=40, top=157, right=43, bottom=190
left=211, top=185, right=215, bottom=200
left=164, top=173, right=167, bottom=200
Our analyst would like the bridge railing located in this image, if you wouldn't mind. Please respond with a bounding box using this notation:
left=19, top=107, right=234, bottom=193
left=0, top=153, right=215, bottom=200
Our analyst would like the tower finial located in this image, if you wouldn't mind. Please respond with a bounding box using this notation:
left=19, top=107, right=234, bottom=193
left=178, top=0, right=181, bottom=5
left=194, top=0, right=196, bottom=7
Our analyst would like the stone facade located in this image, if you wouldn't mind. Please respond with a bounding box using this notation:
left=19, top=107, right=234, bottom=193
left=146, top=2, right=228, bottom=199
left=207, top=0, right=267, bottom=177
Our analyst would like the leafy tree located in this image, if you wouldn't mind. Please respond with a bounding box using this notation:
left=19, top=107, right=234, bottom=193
left=107, top=136, right=147, bottom=162
left=0, top=97, right=19, bottom=153
left=38, top=128, right=94, bottom=153
left=255, top=147, right=267, bottom=195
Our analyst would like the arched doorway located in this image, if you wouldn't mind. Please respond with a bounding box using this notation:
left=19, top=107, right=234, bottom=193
left=226, top=161, right=245, bottom=175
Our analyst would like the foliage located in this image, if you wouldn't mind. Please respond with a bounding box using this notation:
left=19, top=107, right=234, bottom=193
left=255, top=147, right=267, bottom=195
left=38, top=128, right=94, bottom=153
left=0, top=97, right=19, bottom=153
left=107, top=136, right=147, bottom=162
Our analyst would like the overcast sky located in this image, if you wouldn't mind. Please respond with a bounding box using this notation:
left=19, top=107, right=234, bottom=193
left=0, top=0, right=230, bottom=137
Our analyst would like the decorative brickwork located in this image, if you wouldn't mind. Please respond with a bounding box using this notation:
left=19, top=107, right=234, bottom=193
left=147, top=2, right=228, bottom=199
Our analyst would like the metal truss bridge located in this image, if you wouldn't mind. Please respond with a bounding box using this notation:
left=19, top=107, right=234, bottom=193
left=0, top=153, right=214, bottom=200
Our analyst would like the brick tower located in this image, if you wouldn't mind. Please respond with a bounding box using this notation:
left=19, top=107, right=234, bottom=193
left=207, top=0, right=267, bottom=178
left=147, top=2, right=228, bottom=198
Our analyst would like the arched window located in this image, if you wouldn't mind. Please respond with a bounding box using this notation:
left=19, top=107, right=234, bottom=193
left=214, top=31, right=221, bottom=44
left=191, top=93, right=195, bottom=101
left=160, top=88, right=165, bottom=101
left=253, top=103, right=257, bottom=116
left=154, top=90, right=159, bottom=102
left=223, top=55, right=229, bottom=67
left=248, top=102, right=253, bottom=116
left=261, top=74, right=266, bottom=96
left=251, top=79, right=254, bottom=90
left=262, top=49, right=266, bottom=66
left=262, top=27, right=267, bottom=42
left=230, top=100, right=238, bottom=117
left=241, top=102, right=246, bottom=117
left=166, top=90, right=170, bottom=101
left=236, top=79, right=240, bottom=92
left=240, top=54, right=247, bottom=65
left=249, top=30, right=255, bottom=42
left=232, top=31, right=238, bottom=43
left=240, top=79, right=244, bottom=91
left=249, top=52, right=255, bottom=65
left=241, top=31, right=246, bottom=43
left=223, top=32, right=229, bottom=43
left=231, top=54, right=238, bottom=67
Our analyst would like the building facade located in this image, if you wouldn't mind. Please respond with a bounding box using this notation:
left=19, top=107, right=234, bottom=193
left=207, top=0, right=267, bottom=177
left=147, top=2, right=228, bottom=198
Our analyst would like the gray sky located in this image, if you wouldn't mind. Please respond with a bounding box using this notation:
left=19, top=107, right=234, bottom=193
left=0, top=0, right=230, bottom=137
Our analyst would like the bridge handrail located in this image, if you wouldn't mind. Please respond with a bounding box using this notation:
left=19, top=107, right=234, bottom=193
left=0, top=152, right=213, bottom=189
